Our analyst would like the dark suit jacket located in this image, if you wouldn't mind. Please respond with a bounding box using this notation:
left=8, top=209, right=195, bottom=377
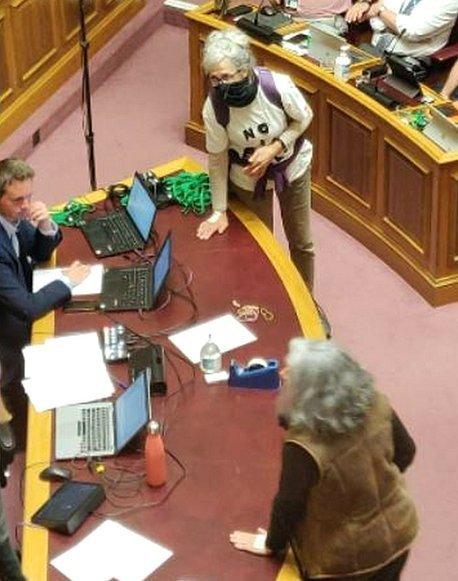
left=0, top=220, right=71, bottom=386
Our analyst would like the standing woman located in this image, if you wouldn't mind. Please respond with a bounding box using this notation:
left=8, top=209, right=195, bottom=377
left=197, top=29, right=315, bottom=290
left=230, top=339, right=419, bottom=580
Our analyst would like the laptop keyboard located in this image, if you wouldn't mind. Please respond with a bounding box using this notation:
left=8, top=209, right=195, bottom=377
left=80, top=407, right=111, bottom=454
left=103, top=212, right=140, bottom=250
left=117, top=268, right=150, bottom=309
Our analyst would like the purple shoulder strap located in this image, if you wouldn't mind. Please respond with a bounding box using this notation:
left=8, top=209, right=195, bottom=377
left=255, top=66, right=283, bottom=111
left=210, top=66, right=283, bottom=128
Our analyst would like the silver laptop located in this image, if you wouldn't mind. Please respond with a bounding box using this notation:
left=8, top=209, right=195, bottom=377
left=423, top=108, right=458, bottom=152
left=55, top=372, right=150, bottom=459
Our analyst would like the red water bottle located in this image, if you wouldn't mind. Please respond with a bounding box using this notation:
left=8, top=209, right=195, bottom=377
left=145, top=421, right=167, bottom=487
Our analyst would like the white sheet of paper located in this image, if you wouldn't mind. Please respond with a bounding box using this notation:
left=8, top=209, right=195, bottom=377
left=33, top=264, right=103, bottom=296
left=168, top=313, right=257, bottom=364
left=204, top=370, right=229, bottom=383
left=50, top=519, right=173, bottom=581
left=22, top=332, right=114, bottom=412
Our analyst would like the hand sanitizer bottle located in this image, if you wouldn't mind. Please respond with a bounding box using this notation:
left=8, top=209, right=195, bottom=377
left=334, top=44, right=351, bottom=81
left=200, top=335, right=222, bottom=374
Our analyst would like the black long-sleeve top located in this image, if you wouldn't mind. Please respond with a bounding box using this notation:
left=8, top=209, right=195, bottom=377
left=266, top=411, right=416, bottom=554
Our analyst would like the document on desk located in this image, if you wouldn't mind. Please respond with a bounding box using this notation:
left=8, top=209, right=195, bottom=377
left=22, top=332, right=114, bottom=412
left=33, top=264, right=103, bottom=296
left=50, top=519, right=173, bottom=581
left=169, top=313, right=257, bottom=364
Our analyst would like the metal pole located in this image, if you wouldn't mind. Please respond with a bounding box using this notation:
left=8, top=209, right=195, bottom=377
left=78, top=0, right=97, bottom=191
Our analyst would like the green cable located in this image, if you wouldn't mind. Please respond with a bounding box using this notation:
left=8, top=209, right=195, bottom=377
left=49, top=199, right=94, bottom=227
left=162, top=172, right=211, bottom=215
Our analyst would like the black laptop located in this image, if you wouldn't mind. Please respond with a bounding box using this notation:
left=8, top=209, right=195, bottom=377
left=99, top=231, right=172, bottom=311
left=80, top=174, right=157, bottom=257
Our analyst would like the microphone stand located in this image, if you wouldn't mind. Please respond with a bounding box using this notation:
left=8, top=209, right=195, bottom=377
left=78, top=0, right=97, bottom=191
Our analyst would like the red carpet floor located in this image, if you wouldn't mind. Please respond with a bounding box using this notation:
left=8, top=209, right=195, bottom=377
left=1, top=5, right=457, bottom=579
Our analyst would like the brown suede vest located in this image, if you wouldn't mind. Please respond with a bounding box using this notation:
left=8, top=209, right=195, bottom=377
left=286, top=392, right=418, bottom=579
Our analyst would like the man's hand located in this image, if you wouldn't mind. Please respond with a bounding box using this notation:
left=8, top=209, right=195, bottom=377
left=63, top=261, right=91, bottom=286
left=229, top=528, right=272, bottom=556
left=244, top=141, right=284, bottom=179
left=345, top=1, right=371, bottom=23
left=197, top=212, right=228, bottom=240
left=29, top=201, right=52, bottom=230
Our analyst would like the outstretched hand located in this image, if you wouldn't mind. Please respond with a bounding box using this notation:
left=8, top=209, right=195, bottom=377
left=196, top=212, right=228, bottom=240
left=229, top=528, right=272, bottom=556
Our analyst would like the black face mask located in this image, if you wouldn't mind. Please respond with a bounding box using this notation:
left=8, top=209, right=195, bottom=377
left=214, top=73, right=258, bottom=108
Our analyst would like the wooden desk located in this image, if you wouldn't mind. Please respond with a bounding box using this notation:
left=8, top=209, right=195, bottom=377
left=22, top=157, right=323, bottom=580
left=185, top=4, right=458, bottom=306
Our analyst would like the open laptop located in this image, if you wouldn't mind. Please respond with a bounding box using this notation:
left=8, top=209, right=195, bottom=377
left=423, top=108, right=458, bottom=152
left=55, top=372, right=150, bottom=460
left=99, top=231, right=172, bottom=312
left=80, top=174, right=157, bottom=257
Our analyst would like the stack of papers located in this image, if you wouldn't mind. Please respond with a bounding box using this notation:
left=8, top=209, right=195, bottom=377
left=23, top=332, right=114, bottom=412
left=51, top=520, right=173, bottom=581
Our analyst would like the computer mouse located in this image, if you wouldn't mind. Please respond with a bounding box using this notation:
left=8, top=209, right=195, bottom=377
left=260, top=5, right=277, bottom=16
left=39, top=465, right=73, bottom=482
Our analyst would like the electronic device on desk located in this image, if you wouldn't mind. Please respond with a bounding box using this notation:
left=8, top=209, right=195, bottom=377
left=100, top=324, right=128, bottom=362
left=435, top=102, right=458, bottom=125
left=422, top=107, right=458, bottom=151
left=356, top=78, right=399, bottom=110
left=32, top=481, right=105, bottom=535
left=228, top=358, right=279, bottom=389
left=226, top=4, right=252, bottom=17
left=99, top=231, right=171, bottom=312
left=236, top=1, right=290, bottom=44
left=80, top=173, right=157, bottom=258
left=55, top=372, right=150, bottom=460
left=282, top=31, right=310, bottom=56
left=376, top=54, right=424, bottom=105
left=129, top=344, right=167, bottom=396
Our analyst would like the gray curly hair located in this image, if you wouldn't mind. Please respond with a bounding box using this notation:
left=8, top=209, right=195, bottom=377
left=284, top=339, right=375, bottom=435
left=202, top=29, right=256, bottom=75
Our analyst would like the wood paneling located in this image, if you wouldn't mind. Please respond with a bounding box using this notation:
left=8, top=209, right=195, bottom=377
left=185, top=4, right=458, bottom=304
left=0, top=0, right=145, bottom=142
left=10, top=0, right=57, bottom=83
left=60, top=0, right=97, bottom=43
left=0, top=8, right=10, bottom=99
left=327, top=102, right=375, bottom=211
left=383, top=143, right=431, bottom=255
left=450, top=172, right=458, bottom=265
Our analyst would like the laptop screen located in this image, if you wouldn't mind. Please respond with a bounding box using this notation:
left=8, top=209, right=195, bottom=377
left=152, top=232, right=172, bottom=303
left=126, top=176, right=157, bottom=242
left=114, top=372, right=149, bottom=451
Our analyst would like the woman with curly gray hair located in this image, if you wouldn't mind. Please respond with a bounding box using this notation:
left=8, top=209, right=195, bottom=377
left=231, top=339, right=418, bottom=580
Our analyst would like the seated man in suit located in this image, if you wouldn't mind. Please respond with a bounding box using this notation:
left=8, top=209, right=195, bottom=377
left=0, top=158, right=89, bottom=448
left=345, top=0, right=457, bottom=58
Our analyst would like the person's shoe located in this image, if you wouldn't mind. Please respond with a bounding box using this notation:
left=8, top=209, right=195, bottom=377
left=0, top=421, right=15, bottom=452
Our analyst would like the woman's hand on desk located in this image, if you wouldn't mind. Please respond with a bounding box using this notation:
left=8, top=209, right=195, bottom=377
left=230, top=528, right=272, bottom=556
left=197, top=211, right=228, bottom=240
left=63, top=261, right=91, bottom=286
left=345, top=1, right=371, bottom=23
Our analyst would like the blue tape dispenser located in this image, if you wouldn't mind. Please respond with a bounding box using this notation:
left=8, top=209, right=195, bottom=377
left=228, top=358, right=280, bottom=390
